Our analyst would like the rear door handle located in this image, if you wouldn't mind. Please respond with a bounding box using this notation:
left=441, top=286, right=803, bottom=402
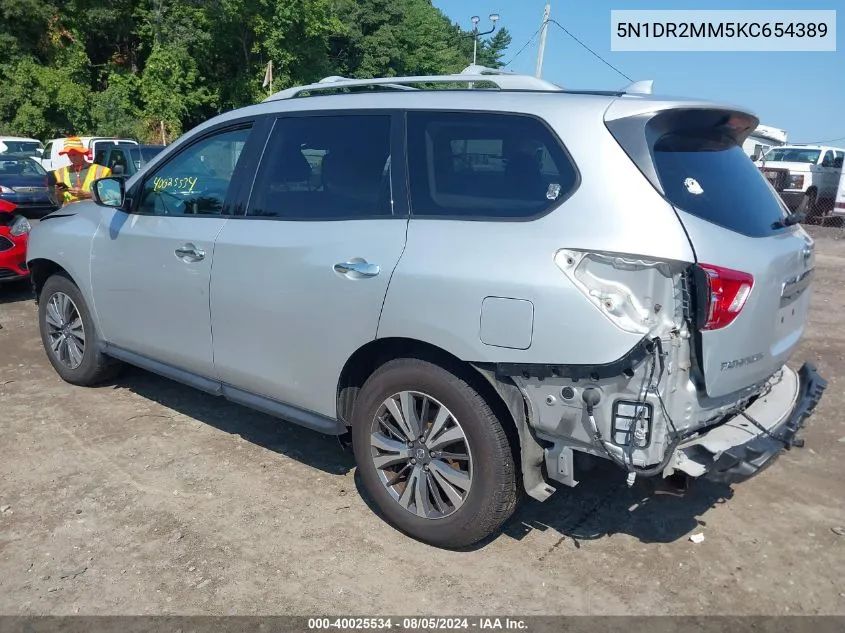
left=334, top=260, right=380, bottom=278
left=175, top=243, right=206, bottom=262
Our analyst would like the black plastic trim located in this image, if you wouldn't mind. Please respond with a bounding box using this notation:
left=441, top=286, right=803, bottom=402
left=495, top=337, right=653, bottom=381
left=703, top=362, right=827, bottom=485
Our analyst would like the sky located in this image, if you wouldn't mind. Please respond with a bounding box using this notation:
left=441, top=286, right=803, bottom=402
left=433, top=0, right=843, bottom=145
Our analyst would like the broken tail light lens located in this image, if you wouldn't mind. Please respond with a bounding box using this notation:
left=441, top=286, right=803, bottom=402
left=698, top=264, right=754, bottom=330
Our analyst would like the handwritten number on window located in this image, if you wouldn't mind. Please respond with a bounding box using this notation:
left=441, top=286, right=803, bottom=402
left=153, top=176, right=198, bottom=193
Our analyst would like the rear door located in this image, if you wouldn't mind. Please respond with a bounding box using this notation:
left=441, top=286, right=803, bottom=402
left=649, top=123, right=814, bottom=398
left=210, top=111, right=408, bottom=419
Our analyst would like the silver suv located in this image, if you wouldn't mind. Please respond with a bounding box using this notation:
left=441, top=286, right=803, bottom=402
left=27, top=68, right=826, bottom=548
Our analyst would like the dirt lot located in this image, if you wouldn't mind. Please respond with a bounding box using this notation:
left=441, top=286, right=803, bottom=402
left=1, top=229, right=844, bottom=617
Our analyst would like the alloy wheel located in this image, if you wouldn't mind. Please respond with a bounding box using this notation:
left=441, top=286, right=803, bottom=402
left=45, top=291, right=86, bottom=370
left=369, top=391, right=473, bottom=519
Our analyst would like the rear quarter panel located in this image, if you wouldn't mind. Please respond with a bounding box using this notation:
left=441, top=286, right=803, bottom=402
left=378, top=98, right=696, bottom=365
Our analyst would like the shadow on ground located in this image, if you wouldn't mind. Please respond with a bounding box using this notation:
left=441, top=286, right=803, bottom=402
left=0, top=279, right=32, bottom=305
left=351, top=454, right=731, bottom=552
left=115, top=366, right=356, bottom=477
left=115, top=365, right=733, bottom=552
left=500, top=462, right=731, bottom=553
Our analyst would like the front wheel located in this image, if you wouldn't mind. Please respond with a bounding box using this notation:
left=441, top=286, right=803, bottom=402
left=38, top=273, right=122, bottom=385
left=351, top=357, right=519, bottom=548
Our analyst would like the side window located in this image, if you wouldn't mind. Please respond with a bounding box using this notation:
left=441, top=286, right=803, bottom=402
left=136, top=126, right=252, bottom=216
left=821, top=151, right=833, bottom=167
left=407, top=111, right=577, bottom=219
left=834, top=151, right=844, bottom=169
left=248, top=114, right=392, bottom=220
left=43, top=142, right=52, bottom=157
left=94, top=150, right=107, bottom=165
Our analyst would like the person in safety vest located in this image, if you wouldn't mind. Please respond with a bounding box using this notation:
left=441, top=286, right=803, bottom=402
left=49, top=137, right=112, bottom=205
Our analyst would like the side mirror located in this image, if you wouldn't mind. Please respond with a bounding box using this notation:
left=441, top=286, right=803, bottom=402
left=91, top=177, right=125, bottom=208
left=112, top=163, right=125, bottom=176
left=36, top=148, right=44, bottom=156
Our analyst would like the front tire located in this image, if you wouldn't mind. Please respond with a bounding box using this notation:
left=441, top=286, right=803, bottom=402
left=351, top=357, right=519, bottom=548
left=798, top=190, right=819, bottom=223
left=38, top=273, right=121, bottom=386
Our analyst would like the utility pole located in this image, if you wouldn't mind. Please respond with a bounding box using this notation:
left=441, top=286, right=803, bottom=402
left=535, top=3, right=551, bottom=78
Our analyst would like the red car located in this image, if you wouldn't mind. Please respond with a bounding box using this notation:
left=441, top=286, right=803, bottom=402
left=0, top=198, right=31, bottom=284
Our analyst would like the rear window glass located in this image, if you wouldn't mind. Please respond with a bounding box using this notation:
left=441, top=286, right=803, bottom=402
left=653, top=130, right=788, bottom=238
left=407, top=111, right=577, bottom=220
left=2, top=141, right=41, bottom=155
left=0, top=156, right=45, bottom=175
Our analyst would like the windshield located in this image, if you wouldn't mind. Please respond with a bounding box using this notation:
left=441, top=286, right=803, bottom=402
left=762, top=147, right=821, bottom=164
left=2, top=141, right=42, bottom=156
left=0, top=156, right=47, bottom=176
left=653, top=130, right=787, bottom=238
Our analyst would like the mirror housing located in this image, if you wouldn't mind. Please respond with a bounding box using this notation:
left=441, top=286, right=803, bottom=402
left=91, top=177, right=125, bottom=208
left=112, top=163, right=125, bottom=176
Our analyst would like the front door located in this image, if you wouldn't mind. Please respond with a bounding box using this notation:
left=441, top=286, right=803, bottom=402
left=210, top=112, right=408, bottom=418
left=90, top=124, right=256, bottom=379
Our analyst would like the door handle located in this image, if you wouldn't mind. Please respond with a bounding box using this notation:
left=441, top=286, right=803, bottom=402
left=334, top=260, right=380, bottom=278
left=175, top=243, right=206, bottom=262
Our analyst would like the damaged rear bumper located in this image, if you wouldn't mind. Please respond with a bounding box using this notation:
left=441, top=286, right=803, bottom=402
left=670, top=362, right=826, bottom=485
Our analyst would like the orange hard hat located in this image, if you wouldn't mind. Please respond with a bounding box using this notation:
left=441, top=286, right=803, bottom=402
left=58, top=137, right=88, bottom=156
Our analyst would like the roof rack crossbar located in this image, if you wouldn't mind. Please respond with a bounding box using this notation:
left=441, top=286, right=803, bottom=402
left=265, top=65, right=564, bottom=102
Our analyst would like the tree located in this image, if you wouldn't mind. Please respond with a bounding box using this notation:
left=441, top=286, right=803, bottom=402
left=0, top=0, right=515, bottom=141
left=477, top=28, right=512, bottom=68
left=140, top=43, right=213, bottom=139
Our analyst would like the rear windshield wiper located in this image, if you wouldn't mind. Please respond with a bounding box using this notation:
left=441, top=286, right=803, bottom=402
left=772, top=212, right=805, bottom=229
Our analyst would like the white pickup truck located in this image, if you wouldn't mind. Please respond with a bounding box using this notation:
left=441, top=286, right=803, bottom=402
left=756, top=144, right=845, bottom=222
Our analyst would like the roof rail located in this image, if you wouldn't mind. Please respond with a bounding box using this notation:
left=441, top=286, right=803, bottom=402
left=264, top=66, right=564, bottom=102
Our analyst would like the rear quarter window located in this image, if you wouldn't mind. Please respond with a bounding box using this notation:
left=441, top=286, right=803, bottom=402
left=406, top=111, right=578, bottom=220
left=652, top=130, right=788, bottom=238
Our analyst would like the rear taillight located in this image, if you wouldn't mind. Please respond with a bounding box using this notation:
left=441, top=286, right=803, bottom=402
left=836, top=202, right=845, bottom=209
left=697, top=264, right=754, bottom=330
left=0, top=199, right=16, bottom=212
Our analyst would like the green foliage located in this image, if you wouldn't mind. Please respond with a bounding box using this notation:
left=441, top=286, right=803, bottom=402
left=0, top=0, right=512, bottom=142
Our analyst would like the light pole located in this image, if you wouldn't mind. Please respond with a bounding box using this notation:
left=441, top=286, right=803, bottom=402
left=468, top=13, right=500, bottom=66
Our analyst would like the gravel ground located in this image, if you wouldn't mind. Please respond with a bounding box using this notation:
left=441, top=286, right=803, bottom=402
left=1, top=227, right=844, bottom=616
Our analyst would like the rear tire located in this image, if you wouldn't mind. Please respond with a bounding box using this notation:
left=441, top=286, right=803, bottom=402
left=38, top=273, right=122, bottom=386
left=351, top=357, right=519, bottom=548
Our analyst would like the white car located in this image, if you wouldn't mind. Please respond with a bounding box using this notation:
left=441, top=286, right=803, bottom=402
left=756, top=145, right=845, bottom=221
left=0, top=136, right=43, bottom=157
